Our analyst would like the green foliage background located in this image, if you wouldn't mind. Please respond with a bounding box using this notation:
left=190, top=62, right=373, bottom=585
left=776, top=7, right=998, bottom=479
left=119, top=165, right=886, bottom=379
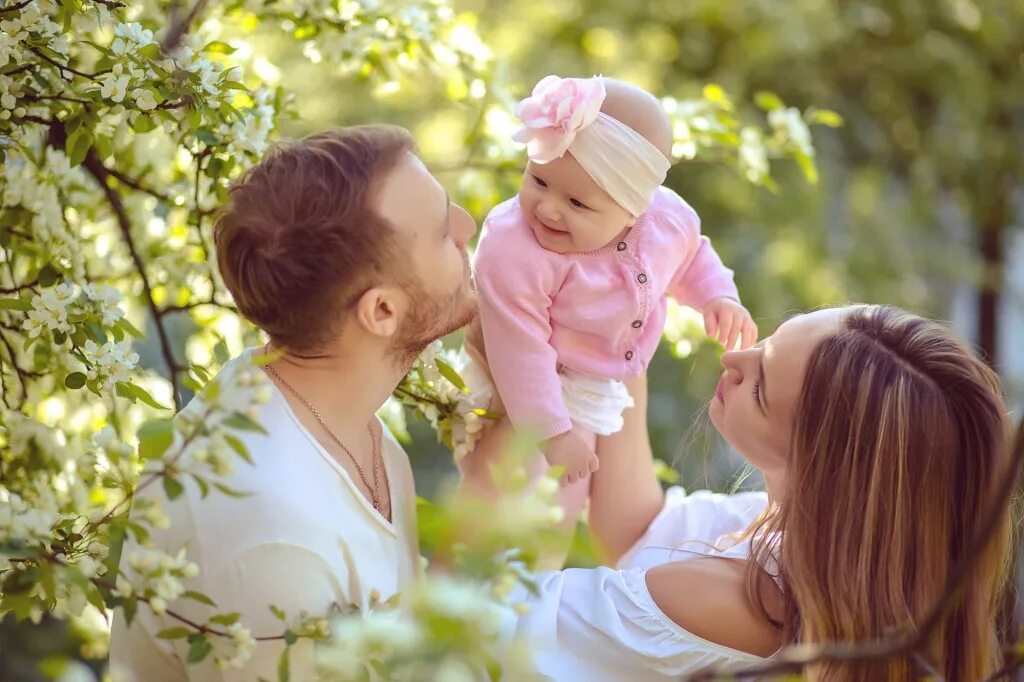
left=255, top=0, right=1024, bottom=495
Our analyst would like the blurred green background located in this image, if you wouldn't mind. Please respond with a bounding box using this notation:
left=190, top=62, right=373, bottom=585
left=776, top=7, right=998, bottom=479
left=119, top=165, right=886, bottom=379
left=252, top=0, right=1024, bottom=497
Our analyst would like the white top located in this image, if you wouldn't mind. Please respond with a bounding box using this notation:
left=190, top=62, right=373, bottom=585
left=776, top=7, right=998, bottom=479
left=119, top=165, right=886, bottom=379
left=507, top=487, right=772, bottom=681
left=109, top=349, right=421, bottom=681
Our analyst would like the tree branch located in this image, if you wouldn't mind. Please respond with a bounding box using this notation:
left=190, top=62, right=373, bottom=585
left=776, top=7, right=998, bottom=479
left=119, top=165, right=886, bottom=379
left=162, top=0, right=212, bottom=53
left=28, top=46, right=108, bottom=81
left=0, top=1, right=32, bottom=14
left=105, top=166, right=175, bottom=203
left=684, top=416, right=1024, bottom=681
left=74, top=141, right=184, bottom=409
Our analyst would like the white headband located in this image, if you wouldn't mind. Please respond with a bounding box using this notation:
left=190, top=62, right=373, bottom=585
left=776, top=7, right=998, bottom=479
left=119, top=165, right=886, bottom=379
left=512, top=75, right=670, bottom=217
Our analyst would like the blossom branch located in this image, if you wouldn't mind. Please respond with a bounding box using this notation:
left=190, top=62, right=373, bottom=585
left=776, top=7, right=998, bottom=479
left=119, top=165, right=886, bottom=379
left=28, top=46, right=109, bottom=81
left=162, top=0, right=212, bottom=53
left=105, top=166, right=175, bottom=203
left=684, top=416, right=1024, bottom=681
left=78, top=146, right=185, bottom=409
left=0, top=1, right=32, bottom=14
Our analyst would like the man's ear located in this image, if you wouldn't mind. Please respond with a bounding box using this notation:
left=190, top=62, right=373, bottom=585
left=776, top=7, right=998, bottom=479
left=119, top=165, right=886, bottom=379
left=354, top=286, right=404, bottom=339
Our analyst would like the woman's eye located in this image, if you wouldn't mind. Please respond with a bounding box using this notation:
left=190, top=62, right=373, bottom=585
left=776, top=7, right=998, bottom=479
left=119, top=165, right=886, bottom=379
left=569, top=198, right=588, bottom=209
left=752, top=380, right=761, bottom=403
left=533, top=175, right=547, bottom=188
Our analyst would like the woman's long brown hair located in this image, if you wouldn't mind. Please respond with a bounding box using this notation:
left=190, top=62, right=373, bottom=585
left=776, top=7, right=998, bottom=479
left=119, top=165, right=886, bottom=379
left=748, top=305, right=1014, bottom=680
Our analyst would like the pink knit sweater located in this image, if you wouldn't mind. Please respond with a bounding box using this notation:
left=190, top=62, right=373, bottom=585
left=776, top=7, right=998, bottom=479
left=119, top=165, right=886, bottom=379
left=474, top=186, right=739, bottom=439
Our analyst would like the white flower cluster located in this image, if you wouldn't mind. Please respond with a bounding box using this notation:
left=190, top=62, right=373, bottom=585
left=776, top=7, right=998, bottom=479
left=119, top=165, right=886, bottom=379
left=317, top=575, right=531, bottom=681
left=115, top=547, right=198, bottom=615
left=98, top=62, right=157, bottom=110
left=214, top=622, right=257, bottom=669
left=24, top=282, right=78, bottom=340
left=738, top=127, right=769, bottom=184
left=171, top=360, right=272, bottom=477
left=221, top=88, right=276, bottom=163
left=402, top=341, right=487, bottom=459
left=0, top=1, right=66, bottom=70
left=0, top=486, right=60, bottom=544
left=769, top=106, right=814, bottom=157
left=83, top=339, right=139, bottom=389
left=2, top=147, right=85, bottom=273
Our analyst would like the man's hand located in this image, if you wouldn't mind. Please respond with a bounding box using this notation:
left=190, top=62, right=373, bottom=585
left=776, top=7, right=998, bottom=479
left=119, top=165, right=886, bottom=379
left=542, top=427, right=599, bottom=485
left=703, top=297, right=758, bottom=350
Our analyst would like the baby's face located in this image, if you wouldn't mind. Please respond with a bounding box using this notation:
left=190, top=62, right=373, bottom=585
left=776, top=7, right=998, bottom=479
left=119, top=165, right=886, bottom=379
left=518, top=156, right=634, bottom=254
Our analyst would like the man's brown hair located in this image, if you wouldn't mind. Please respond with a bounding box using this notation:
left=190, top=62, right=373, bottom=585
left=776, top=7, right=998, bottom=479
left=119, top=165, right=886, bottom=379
left=214, top=125, right=415, bottom=354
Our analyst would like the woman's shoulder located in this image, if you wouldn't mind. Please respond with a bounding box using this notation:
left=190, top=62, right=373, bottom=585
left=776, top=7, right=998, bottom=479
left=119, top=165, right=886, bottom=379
left=645, top=557, right=783, bottom=658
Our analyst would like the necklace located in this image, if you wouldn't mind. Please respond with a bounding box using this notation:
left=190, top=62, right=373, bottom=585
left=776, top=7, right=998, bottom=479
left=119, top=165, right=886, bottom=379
left=262, top=344, right=387, bottom=518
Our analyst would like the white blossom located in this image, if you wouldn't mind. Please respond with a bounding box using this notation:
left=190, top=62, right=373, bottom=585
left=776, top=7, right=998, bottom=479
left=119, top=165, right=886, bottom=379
left=100, top=74, right=131, bottom=103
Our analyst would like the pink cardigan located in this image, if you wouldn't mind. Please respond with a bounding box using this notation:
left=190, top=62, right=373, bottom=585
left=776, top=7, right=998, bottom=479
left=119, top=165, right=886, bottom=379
left=474, top=186, right=739, bottom=439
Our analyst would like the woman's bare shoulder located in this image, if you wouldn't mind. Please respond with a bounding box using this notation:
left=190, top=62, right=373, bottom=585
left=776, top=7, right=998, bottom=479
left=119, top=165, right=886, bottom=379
left=645, top=558, right=783, bottom=658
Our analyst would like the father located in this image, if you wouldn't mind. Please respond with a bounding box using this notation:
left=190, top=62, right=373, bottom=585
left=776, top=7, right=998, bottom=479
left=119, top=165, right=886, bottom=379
left=110, top=125, right=477, bottom=680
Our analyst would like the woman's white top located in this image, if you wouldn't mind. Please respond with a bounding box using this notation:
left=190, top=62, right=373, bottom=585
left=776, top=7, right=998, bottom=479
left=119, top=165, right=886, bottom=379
left=109, top=349, right=421, bottom=681
left=508, top=487, right=772, bottom=681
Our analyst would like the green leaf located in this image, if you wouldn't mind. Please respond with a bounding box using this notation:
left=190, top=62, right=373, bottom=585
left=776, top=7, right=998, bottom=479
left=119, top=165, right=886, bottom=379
left=196, top=128, right=218, bottom=146
left=38, top=264, right=60, bottom=287
left=224, top=412, right=268, bottom=435
left=64, top=372, right=87, bottom=389
left=187, top=635, right=214, bottom=664
left=213, top=339, right=230, bottom=365
left=807, top=107, right=844, bottom=128
left=283, top=629, right=297, bottom=646
left=191, top=474, right=211, bottom=498
left=0, top=297, right=31, bottom=311
left=754, top=91, right=784, bottom=111
left=138, top=419, right=175, bottom=460
left=210, top=612, right=241, bottom=625
left=277, top=645, right=291, bottom=682
left=269, top=604, right=287, bottom=621
left=157, top=627, right=193, bottom=639
left=434, top=358, right=467, bottom=393
left=163, top=475, right=184, bottom=501
left=132, top=115, right=157, bottom=134
left=117, top=381, right=171, bottom=410
left=117, top=318, right=144, bottom=338
left=123, top=596, right=138, bottom=626
left=224, top=434, right=253, bottom=464
left=203, top=41, right=238, bottom=55
left=66, top=129, right=93, bottom=167
left=184, top=590, right=217, bottom=607
left=212, top=482, right=249, bottom=498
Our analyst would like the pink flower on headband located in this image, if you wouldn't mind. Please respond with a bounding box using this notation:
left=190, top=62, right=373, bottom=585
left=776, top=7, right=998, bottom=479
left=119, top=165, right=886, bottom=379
left=512, top=75, right=606, bottom=164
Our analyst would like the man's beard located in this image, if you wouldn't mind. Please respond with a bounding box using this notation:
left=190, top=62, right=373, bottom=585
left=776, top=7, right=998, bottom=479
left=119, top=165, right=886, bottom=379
left=389, top=269, right=476, bottom=368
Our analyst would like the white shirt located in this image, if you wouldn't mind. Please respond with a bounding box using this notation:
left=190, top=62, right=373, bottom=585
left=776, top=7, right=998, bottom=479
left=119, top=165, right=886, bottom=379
left=507, top=487, right=773, bottom=681
left=109, top=349, right=421, bottom=681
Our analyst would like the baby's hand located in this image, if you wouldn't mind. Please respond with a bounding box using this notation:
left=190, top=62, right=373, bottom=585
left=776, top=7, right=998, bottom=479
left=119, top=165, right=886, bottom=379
left=542, top=428, right=599, bottom=485
left=704, top=297, right=758, bottom=350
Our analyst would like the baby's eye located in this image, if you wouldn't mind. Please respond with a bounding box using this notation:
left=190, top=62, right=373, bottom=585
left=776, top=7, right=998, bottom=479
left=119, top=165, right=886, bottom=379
left=569, top=198, right=589, bottom=209
left=532, top=175, right=547, bottom=188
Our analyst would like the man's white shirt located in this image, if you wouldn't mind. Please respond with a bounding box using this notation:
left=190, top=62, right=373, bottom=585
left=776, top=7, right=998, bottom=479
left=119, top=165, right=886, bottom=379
left=109, top=348, right=421, bottom=681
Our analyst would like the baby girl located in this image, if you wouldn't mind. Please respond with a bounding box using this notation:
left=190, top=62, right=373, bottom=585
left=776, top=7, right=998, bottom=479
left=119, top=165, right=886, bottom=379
left=461, top=75, right=756, bottom=511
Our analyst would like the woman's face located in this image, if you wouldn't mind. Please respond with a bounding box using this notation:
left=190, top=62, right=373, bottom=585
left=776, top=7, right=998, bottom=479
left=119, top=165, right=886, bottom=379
left=708, top=308, right=845, bottom=486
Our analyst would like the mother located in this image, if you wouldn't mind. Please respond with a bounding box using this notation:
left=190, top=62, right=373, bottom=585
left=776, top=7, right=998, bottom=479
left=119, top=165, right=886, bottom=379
left=508, top=304, right=1015, bottom=680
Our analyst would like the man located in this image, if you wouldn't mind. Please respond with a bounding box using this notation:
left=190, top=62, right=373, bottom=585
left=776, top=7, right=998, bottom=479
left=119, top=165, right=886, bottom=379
left=110, top=125, right=477, bottom=680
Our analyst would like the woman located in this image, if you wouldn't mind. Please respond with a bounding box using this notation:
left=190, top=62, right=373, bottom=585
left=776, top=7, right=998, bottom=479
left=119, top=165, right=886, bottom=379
left=509, top=305, right=1014, bottom=681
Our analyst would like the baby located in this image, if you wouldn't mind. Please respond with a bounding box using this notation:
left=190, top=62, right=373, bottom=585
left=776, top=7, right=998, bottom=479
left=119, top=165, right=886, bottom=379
left=462, top=75, right=756, bottom=511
